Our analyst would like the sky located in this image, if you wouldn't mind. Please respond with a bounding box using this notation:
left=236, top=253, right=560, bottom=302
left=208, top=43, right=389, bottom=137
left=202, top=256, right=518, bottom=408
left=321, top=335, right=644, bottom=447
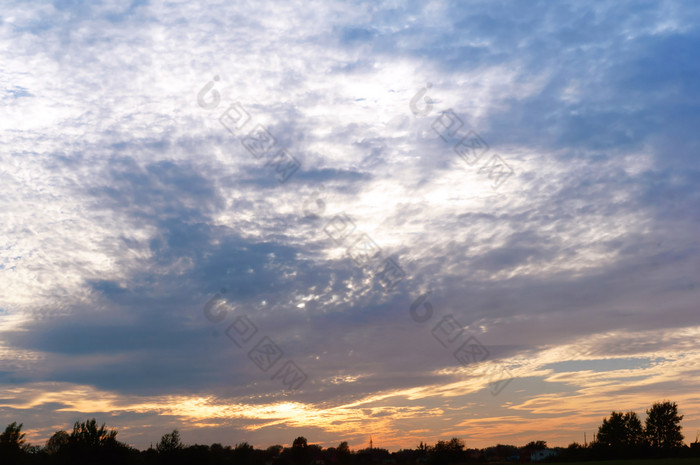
left=1, top=0, right=700, bottom=453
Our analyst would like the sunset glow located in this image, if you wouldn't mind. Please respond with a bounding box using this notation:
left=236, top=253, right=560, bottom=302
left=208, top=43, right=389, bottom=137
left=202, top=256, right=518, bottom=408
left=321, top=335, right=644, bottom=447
left=1, top=0, right=700, bottom=455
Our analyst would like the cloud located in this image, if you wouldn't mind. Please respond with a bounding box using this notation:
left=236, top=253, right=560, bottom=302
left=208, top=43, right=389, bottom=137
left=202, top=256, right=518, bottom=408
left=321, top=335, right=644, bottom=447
left=1, top=0, right=699, bottom=451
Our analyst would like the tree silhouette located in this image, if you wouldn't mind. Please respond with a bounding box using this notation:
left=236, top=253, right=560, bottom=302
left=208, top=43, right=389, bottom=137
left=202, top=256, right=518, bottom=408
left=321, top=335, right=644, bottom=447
left=69, top=418, right=118, bottom=447
left=155, top=429, right=186, bottom=465
left=292, top=436, right=309, bottom=465
left=267, top=444, right=284, bottom=456
left=523, top=440, right=547, bottom=450
left=337, top=440, right=351, bottom=465
left=45, top=430, right=69, bottom=455
left=337, top=441, right=350, bottom=455
left=65, top=418, right=133, bottom=465
left=646, top=401, right=684, bottom=450
left=0, top=422, right=27, bottom=463
left=232, top=441, right=255, bottom=465
left=429, top=438, right=465, bottom=464
left=597, top=411, right=644, bottom=451
left=156, top=429, right=183, bottom=453
left=292, top=436, right=308, bottom=449
left=0, top=422, right=26, bottom=450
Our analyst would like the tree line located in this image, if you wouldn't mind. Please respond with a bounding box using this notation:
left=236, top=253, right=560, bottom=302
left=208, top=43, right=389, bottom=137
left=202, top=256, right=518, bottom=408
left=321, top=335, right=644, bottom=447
left=581, top=400, right=686, bottom=459
left=0, top=401, right=694, bottom=464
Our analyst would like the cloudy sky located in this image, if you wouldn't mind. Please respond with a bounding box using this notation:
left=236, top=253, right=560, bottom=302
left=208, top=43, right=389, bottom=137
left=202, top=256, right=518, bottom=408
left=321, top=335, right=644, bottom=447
left=2, top=0, right=700, bottom=452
